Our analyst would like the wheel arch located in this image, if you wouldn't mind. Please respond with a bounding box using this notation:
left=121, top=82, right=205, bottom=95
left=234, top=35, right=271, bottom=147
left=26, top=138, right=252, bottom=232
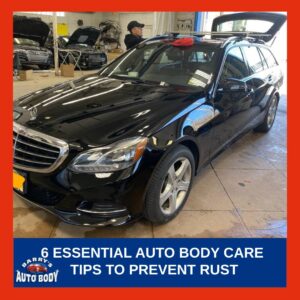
left=178, top=139, right=200, bottom=174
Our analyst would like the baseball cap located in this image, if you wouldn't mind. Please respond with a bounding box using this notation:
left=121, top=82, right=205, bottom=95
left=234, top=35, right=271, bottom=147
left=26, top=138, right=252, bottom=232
left=127, top=21, right=145, bottom=32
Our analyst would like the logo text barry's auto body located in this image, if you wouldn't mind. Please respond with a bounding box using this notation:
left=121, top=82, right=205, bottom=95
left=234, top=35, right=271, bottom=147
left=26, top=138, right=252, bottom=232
left=16, top=257, right=59, bottom=283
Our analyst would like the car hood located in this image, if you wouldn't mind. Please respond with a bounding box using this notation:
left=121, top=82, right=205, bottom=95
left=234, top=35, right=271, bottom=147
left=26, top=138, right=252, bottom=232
left=67, top=27, right=101, bottom=46
left=13, top=16, right=50, bottom=47
left=14, top=74, right=206, bottom=147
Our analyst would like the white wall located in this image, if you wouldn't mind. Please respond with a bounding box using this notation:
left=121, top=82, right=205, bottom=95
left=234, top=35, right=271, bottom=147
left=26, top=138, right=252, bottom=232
left=175, top=12, right=195, bottom=32
left=202, top=12, right=221, bottom=31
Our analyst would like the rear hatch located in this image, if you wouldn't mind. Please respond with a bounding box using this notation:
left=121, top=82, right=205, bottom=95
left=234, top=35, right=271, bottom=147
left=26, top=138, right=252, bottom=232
left=211, top=12, right=286, bottom=42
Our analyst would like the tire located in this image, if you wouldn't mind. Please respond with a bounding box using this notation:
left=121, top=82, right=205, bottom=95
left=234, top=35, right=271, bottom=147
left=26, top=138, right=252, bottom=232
left=144, top=145, right=195, bottom=224
left=254, top=95, right=279, bottom=133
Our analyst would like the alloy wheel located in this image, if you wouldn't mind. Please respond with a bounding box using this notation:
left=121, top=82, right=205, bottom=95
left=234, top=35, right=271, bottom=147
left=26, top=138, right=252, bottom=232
left=267, top=97, right=278, bottom=128
left=159, top=157, right=192, bottom=215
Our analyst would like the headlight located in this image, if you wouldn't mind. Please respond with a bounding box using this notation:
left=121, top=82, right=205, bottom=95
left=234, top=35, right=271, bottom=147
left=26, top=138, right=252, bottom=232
left=13, top=110, right=22, bottom=120
left=69, top=137, right=148, bottom=173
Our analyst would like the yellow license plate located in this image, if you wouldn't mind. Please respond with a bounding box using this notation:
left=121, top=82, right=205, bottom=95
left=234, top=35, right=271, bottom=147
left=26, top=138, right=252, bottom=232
left=13, top=171, right=26, bottom=193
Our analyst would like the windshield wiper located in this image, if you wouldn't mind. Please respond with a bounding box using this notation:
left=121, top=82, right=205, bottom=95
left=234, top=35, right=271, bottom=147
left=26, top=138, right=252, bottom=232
left=109, top=74, right=158, bottom=85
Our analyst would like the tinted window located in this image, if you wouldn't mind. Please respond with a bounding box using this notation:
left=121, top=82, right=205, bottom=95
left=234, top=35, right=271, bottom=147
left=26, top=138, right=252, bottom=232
left=260, top=47, right=278, bottom=68
left=217, top=20, right=273, bottom=33
left=243, top=46, right=264, bottom=74
left=220, top=47, right=249, bottom=81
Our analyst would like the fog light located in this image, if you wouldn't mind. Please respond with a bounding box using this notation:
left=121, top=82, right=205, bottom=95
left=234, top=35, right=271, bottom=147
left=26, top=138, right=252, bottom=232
left=95, top=173, right=112, bottom=178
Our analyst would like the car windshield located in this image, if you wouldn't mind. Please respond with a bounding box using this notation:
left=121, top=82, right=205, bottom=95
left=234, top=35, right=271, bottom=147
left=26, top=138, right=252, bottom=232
left=14, top=38, right=39, bottom=47
left=101, top=40, right=220, bottom=89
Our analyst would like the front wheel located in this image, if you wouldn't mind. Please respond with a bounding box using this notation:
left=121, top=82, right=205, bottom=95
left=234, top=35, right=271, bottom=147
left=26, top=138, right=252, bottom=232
left=144, top=145, right=195, bottom=224
left=254, top=95, right=279, bottom=133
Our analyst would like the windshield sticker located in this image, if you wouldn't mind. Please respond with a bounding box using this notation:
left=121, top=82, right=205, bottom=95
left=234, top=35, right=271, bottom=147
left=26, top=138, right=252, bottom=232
left=188, top=77, right=206, bottom=87
left=195, top=69, right=212, bottom=80
left=159, top=82, right=168, bottom=86
left=188, top=70, right=212, bottom=87
left=128, top=72, right=139, bottom=77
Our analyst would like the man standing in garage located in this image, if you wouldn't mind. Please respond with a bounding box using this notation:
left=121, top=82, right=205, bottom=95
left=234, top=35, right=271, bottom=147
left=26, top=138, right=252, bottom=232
left=124, top=21, right=145, bottom=50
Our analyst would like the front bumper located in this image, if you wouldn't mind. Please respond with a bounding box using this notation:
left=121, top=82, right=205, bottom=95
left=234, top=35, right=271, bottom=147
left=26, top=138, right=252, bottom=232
left=15, top=192, right=134, bottom=226
left=79, top=53, right=107, bottom=69
left=13, top=157, right=155, bottom=226
left=13, top=121, right=163, bottom=226
left=16, top=53, right=52, bottom=66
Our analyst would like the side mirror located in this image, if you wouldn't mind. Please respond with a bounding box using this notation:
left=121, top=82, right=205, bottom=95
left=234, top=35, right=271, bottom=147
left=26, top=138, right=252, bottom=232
left=221, top=78, right=248, bottom=93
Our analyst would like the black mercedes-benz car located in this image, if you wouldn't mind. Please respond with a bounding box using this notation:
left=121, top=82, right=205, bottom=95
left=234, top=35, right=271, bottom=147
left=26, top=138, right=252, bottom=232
left=63, top=26, right=107, bottom=69
left=13, top=16, right=53, bottom=70
left=13, top=13, right=286, bottom=226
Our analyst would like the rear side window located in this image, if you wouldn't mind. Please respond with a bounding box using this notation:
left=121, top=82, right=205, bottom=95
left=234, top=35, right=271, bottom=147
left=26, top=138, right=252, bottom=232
left=260, top=47, right=278, bottom=68
left=259, top=49, right=269, bottom=69
left=220, top=47, right=249, bottom=81
left=243, top=46, right=264, bottom=74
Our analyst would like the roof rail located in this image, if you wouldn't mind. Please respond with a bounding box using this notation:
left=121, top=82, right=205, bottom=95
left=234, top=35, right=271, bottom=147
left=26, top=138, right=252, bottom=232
left=165, top=31, right=271, bottom=43
left=167, top=31, right=271, bottom=37
left=144, top=31, right=270, bottom=45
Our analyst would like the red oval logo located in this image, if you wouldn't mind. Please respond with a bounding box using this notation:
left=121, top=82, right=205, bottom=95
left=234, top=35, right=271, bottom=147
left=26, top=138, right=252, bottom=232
left=27, top=263, right=48, bottom=273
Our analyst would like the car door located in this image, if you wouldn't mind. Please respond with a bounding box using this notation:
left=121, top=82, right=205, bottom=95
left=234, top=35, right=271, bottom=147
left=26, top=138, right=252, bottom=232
left=241, top=45, right=275, bottom=127
left=210, top=46, right=254, bottom=155
left=258, top=46, right=284, bottom=105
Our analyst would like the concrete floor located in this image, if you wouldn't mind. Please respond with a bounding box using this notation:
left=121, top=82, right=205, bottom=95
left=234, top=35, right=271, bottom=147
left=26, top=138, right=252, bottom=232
left=13, top=71, right=287, bottom=238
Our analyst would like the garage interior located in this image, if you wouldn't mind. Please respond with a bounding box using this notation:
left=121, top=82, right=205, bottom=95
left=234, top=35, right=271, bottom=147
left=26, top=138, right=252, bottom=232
left=13, top=11, right=287, bottom=238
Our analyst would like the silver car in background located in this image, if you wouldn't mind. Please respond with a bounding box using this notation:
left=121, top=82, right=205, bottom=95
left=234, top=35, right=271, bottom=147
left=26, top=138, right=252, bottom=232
left=14, top=16, right=53, bottom=70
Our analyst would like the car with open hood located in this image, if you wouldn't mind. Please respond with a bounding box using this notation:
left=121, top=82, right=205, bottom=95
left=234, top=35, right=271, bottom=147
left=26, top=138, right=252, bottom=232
left=13, top=16, right=53, bottom=70
left=44, top=33, right=70, bottom=67
left=13, top=12, right=286, bottom=226
left=64, top=26, right=107, bottom=69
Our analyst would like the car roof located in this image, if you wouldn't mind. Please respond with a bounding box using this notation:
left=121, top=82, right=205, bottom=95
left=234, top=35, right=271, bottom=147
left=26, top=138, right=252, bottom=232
left=144, top=34, right=269, bottom=50
left=144, top=36, right=223, bottom=46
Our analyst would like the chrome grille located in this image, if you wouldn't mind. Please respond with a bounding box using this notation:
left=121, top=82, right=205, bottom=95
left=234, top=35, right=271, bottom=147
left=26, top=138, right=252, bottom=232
left=88, top=54, right=103, bottom=63
left=28, top=50, right=48, bottom=56
left=13, top=122, right=69, bottom=173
